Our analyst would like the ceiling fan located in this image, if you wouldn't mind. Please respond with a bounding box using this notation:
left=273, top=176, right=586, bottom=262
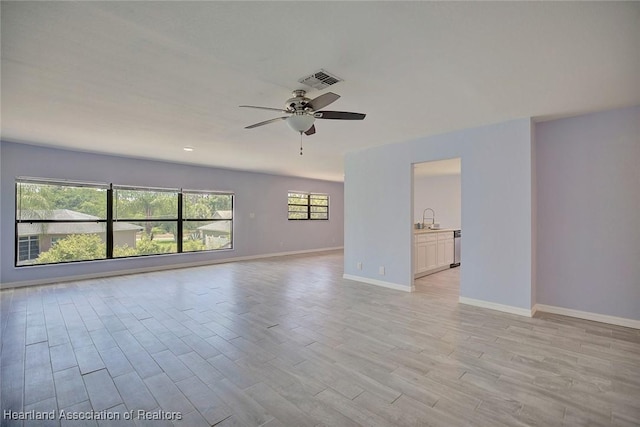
left=240, top=89, right=366, bottom=137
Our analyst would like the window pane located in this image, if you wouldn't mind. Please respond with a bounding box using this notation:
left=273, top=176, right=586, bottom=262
left=114, top=189, right=178, bottom=220
left=288, top=205, right=307, bottom=213
left=113, top=221, right=177, bottom=257
left=183, top=220, right=232, bottom=251
left=288, top=192, right=307, bottom=199
left=310, top=212, right=328, bottom=220
left=183, top=193, right=233, bottom=219
left=17, top=223, right=107, bottom=266
left=17, top=182, right=107, bottom=220
left=288, top=212, right=308, bottom=220
left=310, top=206, right=328, bottom=213
left=310, top=195, right=328, bottom=206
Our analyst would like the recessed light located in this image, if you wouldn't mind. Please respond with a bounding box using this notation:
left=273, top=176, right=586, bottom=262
left=183, top=146, right=194, bottom=152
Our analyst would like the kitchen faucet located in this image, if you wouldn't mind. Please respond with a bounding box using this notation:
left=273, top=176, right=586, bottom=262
left=422, top=208, right=435, bottom=227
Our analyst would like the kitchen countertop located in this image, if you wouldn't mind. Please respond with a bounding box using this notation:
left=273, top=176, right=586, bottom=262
left=414, top=228, right=457, bottom=234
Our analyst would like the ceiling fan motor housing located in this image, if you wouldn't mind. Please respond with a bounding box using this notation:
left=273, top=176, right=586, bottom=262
left=286, top=90, right=312, bottom=112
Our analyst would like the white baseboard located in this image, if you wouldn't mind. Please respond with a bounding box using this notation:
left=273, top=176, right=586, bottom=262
left=457, top=299, right=640, bottom=329
left=343, top=274, right=413, bottom=292
left=459, top=296, right=534, bottom=317
left=0, top=247, right=344, bottom=290
left=534, top=304, right=640, bottom=330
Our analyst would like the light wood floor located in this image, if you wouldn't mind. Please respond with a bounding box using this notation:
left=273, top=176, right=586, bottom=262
left=1, top=250, right=639, bottom=426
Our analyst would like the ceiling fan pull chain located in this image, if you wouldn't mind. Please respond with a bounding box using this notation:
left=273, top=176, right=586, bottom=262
left=300, top=132, right=304, bottom=155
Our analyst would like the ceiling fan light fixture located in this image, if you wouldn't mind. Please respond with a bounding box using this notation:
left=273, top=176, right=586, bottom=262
left=286, top=113, right=315, bottom=133
left=241, top=90, right=365, bottom=139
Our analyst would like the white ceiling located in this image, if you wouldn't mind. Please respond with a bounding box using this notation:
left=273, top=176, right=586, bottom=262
left=2, top=2, right=639, bottom=182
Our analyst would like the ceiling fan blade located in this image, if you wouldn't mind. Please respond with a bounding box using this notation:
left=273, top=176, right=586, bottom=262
left=240, top=105, right=289, bottom=113
left=314, top=111, right=366, bottom=120
left=304, top=124, right=316, bottom=136
left=245, top=116, right=288, bottom=129
left=305, top=92, right=340, bottom=111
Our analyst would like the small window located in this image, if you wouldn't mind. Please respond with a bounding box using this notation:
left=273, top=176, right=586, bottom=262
left=18, top=236, right=40, bottom=261
left=288, top=192, right=329, bottom=220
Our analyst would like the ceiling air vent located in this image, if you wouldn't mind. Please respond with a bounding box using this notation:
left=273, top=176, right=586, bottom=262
left=298, top=69, right=343, bottom=90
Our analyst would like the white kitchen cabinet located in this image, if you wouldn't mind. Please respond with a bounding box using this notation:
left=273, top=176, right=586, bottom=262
left=426, top=239, right=437, bottom=270
left=414, top=230, right=454, bottom=278
left=437, top=239, right=446, bottom=268
left=415, top=235, right=429, bottom=274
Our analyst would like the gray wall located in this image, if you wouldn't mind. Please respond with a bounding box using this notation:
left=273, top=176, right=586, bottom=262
left=0, top=141, right=344, bottom=286
left=536, top=106, right=640, bottom=320
left=345, top=106, right=639, bottom=320
left=345, top=118, right=534, bottom=310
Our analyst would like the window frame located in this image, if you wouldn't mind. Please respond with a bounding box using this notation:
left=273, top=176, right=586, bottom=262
left=15, top=178, right=109, bottom=266
left=181, top=190, right=234, bottom=252
left=287, top=191, right=329, bottom=220
left=112, top=185, right=180, bottom=258
left=15, top=177, right=235, bottom=267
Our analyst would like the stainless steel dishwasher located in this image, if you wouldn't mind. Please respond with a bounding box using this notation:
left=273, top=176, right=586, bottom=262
left=451, top=229, right=461, bottom=268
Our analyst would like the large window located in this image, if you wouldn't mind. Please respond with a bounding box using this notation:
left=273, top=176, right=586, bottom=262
left=16, top=179, right=108, bottom=266
left=113, top=187, right=179, bottom=257
left=182, top=191, right=233, bottom=251
left=15, top=178, right=234, bottom=266
left=288, top=192, right=329, bottom=220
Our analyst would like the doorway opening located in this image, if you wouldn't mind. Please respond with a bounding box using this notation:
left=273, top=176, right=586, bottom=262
left=412, top=158, right=461, bottom=298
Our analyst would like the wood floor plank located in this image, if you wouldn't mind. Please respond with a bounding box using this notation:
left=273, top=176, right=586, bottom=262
left=53, top=366, right=88, bottom=410
left=82, top=368, right=122, bottom=411
left=244, top=382, right=316, bottom=427
left=314, top=388, right=391, bottom=427
left=1, top=251, right=638, bottom=426
left=177, top=351, right=224, bottom=386
left=23, top=396, right=58, bottom=427
left=174, top=376, right=233, bottom=426
left=208, top=378, right=273, bottom=427
left=142, top=373, right=195, bottom=415
left=113, top=371, right=158, bottom=412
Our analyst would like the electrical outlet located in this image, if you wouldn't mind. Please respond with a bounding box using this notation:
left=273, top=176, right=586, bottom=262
left=379, top=266, right=385, bottom=275
left=357, top=262, right=362, bottom=270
